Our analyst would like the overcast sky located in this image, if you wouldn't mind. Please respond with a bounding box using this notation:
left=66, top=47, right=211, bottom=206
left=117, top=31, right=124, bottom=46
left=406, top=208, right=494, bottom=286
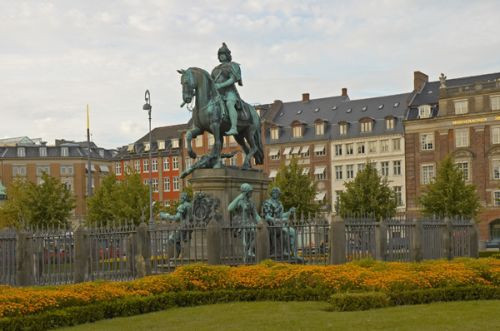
left=1, top=0, right=500, bottom=149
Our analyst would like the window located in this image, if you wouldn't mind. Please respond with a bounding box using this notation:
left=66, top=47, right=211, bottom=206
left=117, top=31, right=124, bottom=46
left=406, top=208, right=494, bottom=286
left=60, top=165, right=74, bottom=176
left=455, top=128, right=469, bottom=148
left=315, top=122, right=324, bottom=136
left=300, top=146, right=310, bottom=158
left=380, top=140, right=389, bottom=153
left=13, top=165, right=27, bottom=176
left=270, top=128, right=279, bottom=140
left=491, top=95, right=500, bottom=111
left=314, top=166, right=327, bottom=180
left=394, top=186, right=403, bottom=206
left=386, top=118, right=395, bottom=130
left=357, top=163, right=366, bottom=172
left=99, top=149, right=104, bottom=158
left=115, top=162, right=122, bottom=175
left=368, top=141, right=377, bottom=153
left=360, top=121, right=372, bottom=133
left=185, top=158, right=192, bottom=169
left=393, top=160, right=401, bottom=176
left=152, top=158, right=158, bottom=172
left=491, top=127, right=500, bottom=145
left=335, top=144, right=343, bottom=156
left=144, top=179, right=148, bottom=186
left=162, top=158, right=169, bottom=171
left=495, top=192, right=500, bottom=206
left=357, top=143, right=365, bottom=154
left=127, top=144, right=135, bottom=153
left=36, top=165, right=50, bottom=176
left=456, top=161, right=470, bottom=181
left=454, top=99, right=468, bottom=114
left=269, top=148, right=280, bottom=160
left=292, top=125, right=302, bottom=138
left=314, top=145, right=326, bottom=156
left=340, top=123, right=348, bottom=135
left=17, top=147, right=25, bottom=157
left=208, top=135, right=215, bottom=146
left=335, top=165, right=343, bottom=180
left=39, top=147, right=47, bottom=157
left=61, top=147, right=69, bottom=157
left=421, top=164, right=435, bottom=184
left=62, top=178, right=73, bottom=192
left=134, top=160, right=140, bottom=172
left=346, top=144, right=354, bottom=155
left=173, top=176, right=180, bottom=191
left=381, top=161, right=389, bottom=176
left=143, top=159, right=149, bottom=172
left=418, top=105, right=431, bottom=118
left=144, top=142, right=150, bottom=151
left=171, top=139, right=179, bottom=149
left=158, top=140, right=165, bottom=150
left=392, top=138, right=401, bottom=151
left=346, top=164, right=354, bottom=179
left=492, top=160, right=500, bottom=179
left=152, top=179, right=159, bottom=192
left=195, top=135, right=203, bottom=147
left=125, top=163, right=131, bottom=174
left=420, top=133, right=434, bottom=151
left=172, top=157, right=179, bottom=170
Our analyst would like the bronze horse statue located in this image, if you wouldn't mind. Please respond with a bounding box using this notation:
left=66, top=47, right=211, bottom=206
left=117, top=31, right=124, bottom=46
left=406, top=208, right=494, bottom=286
left=178, top=67, right=264, bottom=170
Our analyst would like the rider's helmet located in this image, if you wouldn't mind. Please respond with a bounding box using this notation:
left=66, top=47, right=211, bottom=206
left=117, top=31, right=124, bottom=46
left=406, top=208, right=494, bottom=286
left=240, top=183, right=253, bottom=193
left=217, top=42, right=232, bottom=61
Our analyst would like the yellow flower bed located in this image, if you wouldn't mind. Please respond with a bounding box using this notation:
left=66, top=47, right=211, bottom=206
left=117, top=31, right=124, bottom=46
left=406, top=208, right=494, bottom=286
left=0, top=258, right=498, bottom=318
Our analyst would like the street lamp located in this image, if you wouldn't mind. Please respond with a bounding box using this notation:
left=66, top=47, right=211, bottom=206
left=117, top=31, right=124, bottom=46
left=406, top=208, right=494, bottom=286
left=143, top=90, right=153, bottom=228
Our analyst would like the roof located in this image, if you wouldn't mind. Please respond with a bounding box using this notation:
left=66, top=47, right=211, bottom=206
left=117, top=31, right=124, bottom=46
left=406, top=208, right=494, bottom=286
left=136, top=123, right=188, bottom=144
left=0, top=136, right=37, bottom=146
left=266, top=92, right=411, bottom=144
left=0, top=144, right=115, bottom=160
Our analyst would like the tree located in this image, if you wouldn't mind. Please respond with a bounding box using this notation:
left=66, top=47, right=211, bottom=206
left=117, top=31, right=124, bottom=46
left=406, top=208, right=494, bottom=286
left=338, top=162, right=397, bottom=220
left=87, top=172, right=157, bottom=225
left=419, top=155, right=480, bottom=218
left=0, top=173, right=75, bottom=228
left=269, top=157, right=320, bottom=216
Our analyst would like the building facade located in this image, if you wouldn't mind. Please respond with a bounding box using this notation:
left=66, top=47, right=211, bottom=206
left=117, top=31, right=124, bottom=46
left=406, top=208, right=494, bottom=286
left=405, top=71, right=500, bottom=244
left=0, top=137, right=115, bottom=219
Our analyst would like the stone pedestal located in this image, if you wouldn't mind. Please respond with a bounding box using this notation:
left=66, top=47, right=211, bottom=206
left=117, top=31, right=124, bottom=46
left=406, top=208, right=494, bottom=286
left=189, top=167, right=270, bottom=225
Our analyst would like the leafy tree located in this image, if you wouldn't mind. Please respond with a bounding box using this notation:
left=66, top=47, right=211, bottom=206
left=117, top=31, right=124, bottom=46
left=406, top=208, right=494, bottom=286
left=87, top=172, right=157, bottom=225
left=0, top=173, right=75, bottom=228
left=269, top=157, right=320, bottom=216
left=338, top=162, right=397, bottom=220
left=419, top=155, right=480, bottom=218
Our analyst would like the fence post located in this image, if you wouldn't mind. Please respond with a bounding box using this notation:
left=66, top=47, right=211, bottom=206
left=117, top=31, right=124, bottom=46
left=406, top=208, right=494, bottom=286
left=74, top=226, right=89, bottom=283
left=135, top=222, right=151, bottom=277
left=375, top=221, right=387, bottom=261
left=411, top=219, right=423, bottom=262
left=469, top=221, right=479, bottom=258
left=207, top=219, right=221, bottom=265
left=16, top=230, right=34, bottom=286
left=443, top=217, right=453, bottom=260
left=256, top=221, right=269, bottom=262
left=329, top=215, right=346, bottom=265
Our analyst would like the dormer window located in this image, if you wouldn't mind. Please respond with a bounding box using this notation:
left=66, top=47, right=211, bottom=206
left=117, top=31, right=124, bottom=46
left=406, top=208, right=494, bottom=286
left=171, top=138, right=179, bottom=149
left=144, top=142, right=150, bottom=151
left=339, top=123, right=348, bottom=135
left=315, top=122, right=324, bottom=136
left=39, top=147, right=47, bottom=157
left=99, top=149, right=105, bottom=158
left=270, top=127, right=279, bottom=140
left=385, top=117, right=395, bottom=130
left=158, top=140, right=165, bottom=150
left=418, top=105, right=431, bottom=118
left=454, top=99, right=468, bottom=114
left=360, top=120, right=372, bottom=133
left=292, top=125, right=303, bottom=138
left=61, top=147, right=69, bottom=157
left=17, top=147, right=25, bottom=157
left=127, top=144, right=134, bottom=153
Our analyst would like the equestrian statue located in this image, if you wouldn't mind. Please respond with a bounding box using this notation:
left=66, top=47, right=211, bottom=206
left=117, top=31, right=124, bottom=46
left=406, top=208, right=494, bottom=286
left=178, top=43, right=264, bottom=176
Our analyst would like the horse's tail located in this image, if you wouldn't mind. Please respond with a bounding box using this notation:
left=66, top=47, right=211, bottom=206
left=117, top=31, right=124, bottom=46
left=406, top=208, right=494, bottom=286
left=252, top=109, right=264, bottom=165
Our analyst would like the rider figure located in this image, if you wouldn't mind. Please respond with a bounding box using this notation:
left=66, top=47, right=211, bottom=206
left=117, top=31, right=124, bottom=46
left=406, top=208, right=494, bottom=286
left=211, top=42, right=242, bottom=136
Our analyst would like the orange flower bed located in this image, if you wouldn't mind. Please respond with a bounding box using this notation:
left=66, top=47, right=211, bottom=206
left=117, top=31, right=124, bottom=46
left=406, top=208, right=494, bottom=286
left=0, top=258, right=498, bottom=318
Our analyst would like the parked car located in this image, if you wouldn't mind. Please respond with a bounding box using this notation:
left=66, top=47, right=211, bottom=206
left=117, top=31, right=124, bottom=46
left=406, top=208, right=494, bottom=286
left=485, top=239, right=500, bottom=250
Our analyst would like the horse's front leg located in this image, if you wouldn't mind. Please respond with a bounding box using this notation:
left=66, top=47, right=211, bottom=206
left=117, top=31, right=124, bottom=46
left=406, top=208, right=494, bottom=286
left=210, top=123, right=223, bottom=168
left=186, top=127, right=202, bottom=159
left=242, top=129, right=256, bottom=170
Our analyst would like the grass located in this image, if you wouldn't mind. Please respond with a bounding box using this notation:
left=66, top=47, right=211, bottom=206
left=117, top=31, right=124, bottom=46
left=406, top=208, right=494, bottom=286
left=59, top=300, right=500, bottom=331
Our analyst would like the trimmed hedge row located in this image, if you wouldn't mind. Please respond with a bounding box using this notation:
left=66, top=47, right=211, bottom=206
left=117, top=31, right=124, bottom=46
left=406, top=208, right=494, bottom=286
left=479, top=251, right=500, bottom=258
left=329, top=285, right=500, bottom=311
left=0, top=288, right=330, bottom=331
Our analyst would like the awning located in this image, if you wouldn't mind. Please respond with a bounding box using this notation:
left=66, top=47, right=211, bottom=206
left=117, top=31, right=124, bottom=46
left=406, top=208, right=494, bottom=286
left=302, top=167, right=310, bottom=175
left=314, top=166, right=326, bottom=175
left=314, top=144, right=325, bottom=152
left=268, top=148, right=280, bottom=156
left=269, top=169, right=278, bottom=178
left=283, top=147, right=292, bottom=155
left=291, top=146, right=301, bottom=154
left=301, top=145, right=310, bottom=154
left=315, top=192, right=327, bottom=201
left=100, top=165, right=110, bottom=173
left=85, top=164, right=96, bottom=172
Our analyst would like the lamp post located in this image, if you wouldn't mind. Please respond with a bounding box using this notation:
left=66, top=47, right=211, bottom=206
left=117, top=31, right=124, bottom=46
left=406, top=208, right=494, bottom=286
left=143, top=90, right=153, bottom=228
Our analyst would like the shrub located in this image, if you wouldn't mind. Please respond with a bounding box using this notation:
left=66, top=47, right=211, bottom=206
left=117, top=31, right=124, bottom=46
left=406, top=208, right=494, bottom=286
left=329, top=292, right=390, bottom=311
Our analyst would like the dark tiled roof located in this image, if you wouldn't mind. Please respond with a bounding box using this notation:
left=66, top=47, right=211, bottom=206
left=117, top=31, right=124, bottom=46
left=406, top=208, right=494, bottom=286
left=136, top=123, right=187, bottom=144
left=266, top=93, right=411, bottom=144
left=0, top=144, right=115, bottom=160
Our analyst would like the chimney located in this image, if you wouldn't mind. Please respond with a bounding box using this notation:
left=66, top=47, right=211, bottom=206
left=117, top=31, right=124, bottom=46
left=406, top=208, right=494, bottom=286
left=413, top=71, right=428, bottom=92
left=302, top=93, right=310, bottom=102
left=341, top=88, right=348, bottom=97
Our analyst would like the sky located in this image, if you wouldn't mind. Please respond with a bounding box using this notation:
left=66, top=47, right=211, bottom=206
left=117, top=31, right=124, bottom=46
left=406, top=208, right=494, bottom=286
left=1, top=0, right=500, bottom=149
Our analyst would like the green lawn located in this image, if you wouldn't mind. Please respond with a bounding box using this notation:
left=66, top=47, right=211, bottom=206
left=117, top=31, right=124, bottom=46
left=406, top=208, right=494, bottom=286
left=60, top=300, right=500, bottom=331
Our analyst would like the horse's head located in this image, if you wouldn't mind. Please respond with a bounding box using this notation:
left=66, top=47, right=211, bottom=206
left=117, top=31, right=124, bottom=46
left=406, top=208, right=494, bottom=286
left=177, top=68, right=195, bottom=106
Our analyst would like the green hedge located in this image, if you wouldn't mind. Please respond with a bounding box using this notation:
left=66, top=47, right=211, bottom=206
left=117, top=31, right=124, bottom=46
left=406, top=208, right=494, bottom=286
left=479, top=251, right=500, bottom=258
left=329, top=286, right=500, bottom=312
left=0, top=288, right=330, bottom=331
